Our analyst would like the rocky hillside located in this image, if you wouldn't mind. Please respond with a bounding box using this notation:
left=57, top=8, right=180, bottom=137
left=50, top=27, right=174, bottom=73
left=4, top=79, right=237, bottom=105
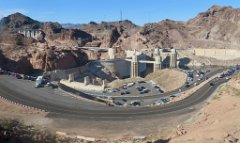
left=0, top=13, right=90, bottom=74
left=1, top=5, right=240, bottom=74
left=0, top=12, right=42, bottom=30
left=82, top=5, right=240, bottom=50
left=186, top=5, right=240, bottom=49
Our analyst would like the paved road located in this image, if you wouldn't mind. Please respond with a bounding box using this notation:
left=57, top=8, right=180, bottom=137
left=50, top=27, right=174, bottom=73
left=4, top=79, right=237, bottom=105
left=106, top=68, right=225, bottom=107
left=0, top=74, right=228, bottom=120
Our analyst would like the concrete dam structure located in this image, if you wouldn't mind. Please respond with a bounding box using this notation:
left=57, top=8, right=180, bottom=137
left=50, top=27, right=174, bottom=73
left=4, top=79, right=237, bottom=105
left=99, top=54, right=147, bottom=78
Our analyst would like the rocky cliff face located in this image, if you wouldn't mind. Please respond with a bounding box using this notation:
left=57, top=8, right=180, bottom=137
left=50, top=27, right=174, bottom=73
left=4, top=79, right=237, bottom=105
left=186, top=5, right=240, bottom=48
left=82, top=5, right=240, bottom=50
left=1, top=5, right=240, bottom=74
left=43, top=22, right=92, bottom=47
left=30, top=48, right=88, bottom=71
left=121, top=19, right=189, bottom=50
left=0, top=45, right=88, bottom=74
left=0, top=13, right=90, bottom=74
left=80, top=20, right=139, bottom=48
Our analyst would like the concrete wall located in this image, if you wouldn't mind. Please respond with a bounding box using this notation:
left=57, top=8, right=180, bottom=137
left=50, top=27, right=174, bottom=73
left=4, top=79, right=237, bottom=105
left=193, top=48, right=240, bottom=60
left=60, top=79, right=103, bottom=92
left=100, top=57, right=147, bottom=78
left=49, top=65, right=87, bottom=81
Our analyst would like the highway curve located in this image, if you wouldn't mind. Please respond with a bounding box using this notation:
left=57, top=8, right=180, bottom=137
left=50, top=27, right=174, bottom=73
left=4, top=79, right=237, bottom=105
left=0, top=75, right=228, bottom=120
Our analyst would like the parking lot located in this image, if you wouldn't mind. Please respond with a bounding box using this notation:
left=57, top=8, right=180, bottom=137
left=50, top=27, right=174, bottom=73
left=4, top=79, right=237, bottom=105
left=1, top=65, right=239, bottom=108
left=108, top=66, right=239, bottom=107
left=104, top=81, right=164, bottom=97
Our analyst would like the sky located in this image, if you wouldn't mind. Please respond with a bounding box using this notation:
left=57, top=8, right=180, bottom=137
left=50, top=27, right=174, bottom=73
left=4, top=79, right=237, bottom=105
left=0, top=0, right=239, bottom=26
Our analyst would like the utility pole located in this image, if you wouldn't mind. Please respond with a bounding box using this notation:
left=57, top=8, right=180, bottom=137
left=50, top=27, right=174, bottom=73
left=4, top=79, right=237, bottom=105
left=120, top=10, right=122, bottom=23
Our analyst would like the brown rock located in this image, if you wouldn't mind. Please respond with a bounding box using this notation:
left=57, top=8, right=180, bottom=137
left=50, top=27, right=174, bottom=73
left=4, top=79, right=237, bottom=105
left=224, top=134, right=239, bottom=143
left=43, top=22, right=92, bottom=47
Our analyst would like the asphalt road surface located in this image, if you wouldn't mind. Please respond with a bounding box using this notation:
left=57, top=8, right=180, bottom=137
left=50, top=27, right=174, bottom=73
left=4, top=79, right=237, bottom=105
left=0, top=73, right=228, bottom=120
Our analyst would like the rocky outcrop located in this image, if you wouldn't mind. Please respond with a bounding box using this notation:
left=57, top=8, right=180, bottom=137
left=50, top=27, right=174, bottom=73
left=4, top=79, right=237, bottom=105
left=35, top=31, right=46, bottom=42
left=103, top=27, right=121, bottom=47
left=223, top=134, right=239, bottom=143
left=0, top=31, right=36, bottom=46
left=0, top=48, right=33, bottom=73
left=0, top=44, right=88, bottom=74
left=43, top=22, right=92, bottom=47
left=81, top=20, right=138, bottom=48
left=80, top=20, right=138, bottom=33
left=30, top=48, right=88, bottom=72
left=186, top=5, right=240, bottom=48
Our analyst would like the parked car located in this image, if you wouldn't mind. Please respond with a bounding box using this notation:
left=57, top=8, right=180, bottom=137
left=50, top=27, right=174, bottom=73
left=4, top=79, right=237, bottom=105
left=35, top=76, right=43, bottom=88
left=113, top=100, right=124, bottom=106
left=130, top=100, right=141, bottom=106
left=185, top=84, right=190, bottom=88
left=210, top=82, right=214, bottom=86
left=31, top=76, right=37, bottom=81
left=15, top=74, right=22, bottom=79
left=127, top=82, right=135, bottom=87
left=120, top=91, right=130, bottom=95
left=154, top=100, right=164, bottom=105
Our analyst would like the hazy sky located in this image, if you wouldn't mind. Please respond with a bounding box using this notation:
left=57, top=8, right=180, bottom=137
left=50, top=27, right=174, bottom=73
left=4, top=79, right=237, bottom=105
left=0, top=0, right=239, bottom=25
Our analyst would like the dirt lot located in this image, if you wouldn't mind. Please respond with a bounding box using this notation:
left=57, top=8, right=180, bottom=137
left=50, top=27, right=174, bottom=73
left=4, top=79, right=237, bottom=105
left=145, top=69, right=187, bottom=92
left=0, top=96, right=52, bottom=128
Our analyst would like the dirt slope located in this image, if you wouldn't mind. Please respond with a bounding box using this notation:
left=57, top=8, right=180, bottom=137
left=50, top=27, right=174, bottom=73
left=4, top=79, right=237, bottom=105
left=169, top=73, right=240, bottom=143
left=145, top=69, right=186, bottom=92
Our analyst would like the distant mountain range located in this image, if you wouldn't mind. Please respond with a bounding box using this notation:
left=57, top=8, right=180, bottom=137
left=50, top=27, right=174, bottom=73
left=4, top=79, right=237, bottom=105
left=61, top=23, right=81, bottom=29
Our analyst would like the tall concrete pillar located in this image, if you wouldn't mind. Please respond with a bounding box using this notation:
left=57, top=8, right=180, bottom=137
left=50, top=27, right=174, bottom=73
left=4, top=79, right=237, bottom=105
left=84, top=76, right=90, bottom=85
left=154, top=55, right=161, bottom=72
left=154, top=48, right=160, bottom=56
left=159, top=49, right=163, bottom=56
left=102, top=80, right=105, bottom=90
left=24, top=31, right=27, bottom=37
left=27, top=31, right=31, bottom=37
left=170, top=49, right=177, bottom=68
left=29, top=31, right=32, bottom=38
left=131, top=51, right=139, bottom=78
left=131, top=61, right=139, bottom=78
left=31, top=31, right=35, bottom=38
left=68, top=74, right=74, bottom=82
left=108, top=48, right=115, bottom=59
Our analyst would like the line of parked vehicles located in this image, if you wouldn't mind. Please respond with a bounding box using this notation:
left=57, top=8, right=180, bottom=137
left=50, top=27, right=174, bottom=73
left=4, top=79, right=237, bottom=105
left=185, top=69, right=211, bottom=88
left=218, top=66, right=237, bottom=79
left=153, top=94, right=179, bottom=106
left=0, top=68, right=58, bottom=89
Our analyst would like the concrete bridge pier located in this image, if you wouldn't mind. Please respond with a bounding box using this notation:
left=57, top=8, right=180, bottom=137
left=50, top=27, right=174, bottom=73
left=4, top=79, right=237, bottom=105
left=31, top=31, right=35, bottom=38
